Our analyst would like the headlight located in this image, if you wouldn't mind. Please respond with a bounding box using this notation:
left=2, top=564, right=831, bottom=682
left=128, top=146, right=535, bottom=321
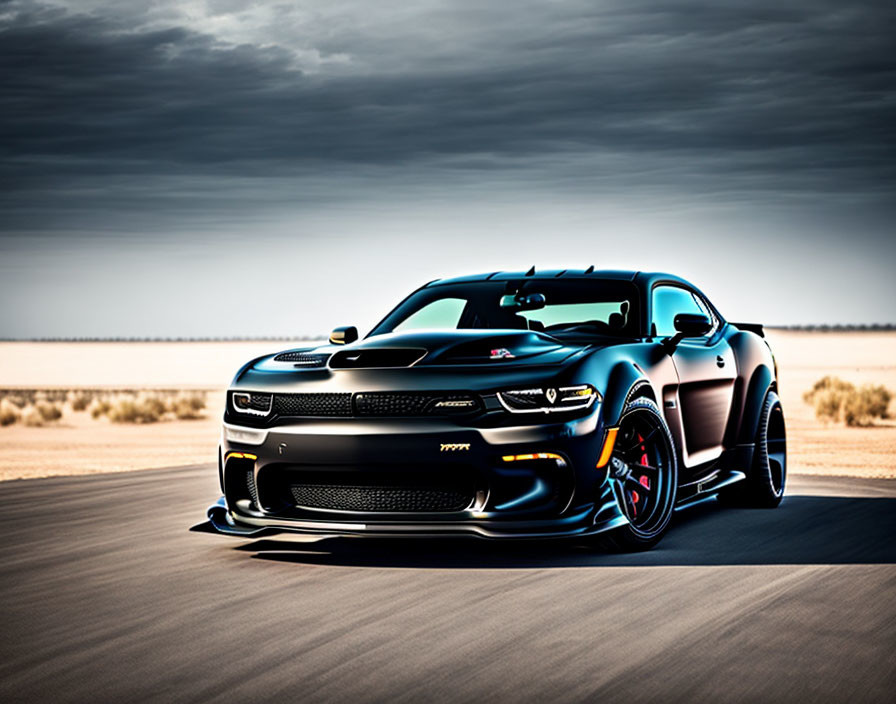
left=497, top=384, right=599, bottom=413
left=231, top=391, right=273, bottom=416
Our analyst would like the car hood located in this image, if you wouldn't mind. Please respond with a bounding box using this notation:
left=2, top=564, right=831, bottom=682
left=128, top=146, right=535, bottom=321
left=251, top=329, right=631, bottom=374
left=258, top=330, right=575, bottom=371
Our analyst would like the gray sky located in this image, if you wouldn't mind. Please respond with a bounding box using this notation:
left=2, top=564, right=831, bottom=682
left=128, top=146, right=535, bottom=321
left=1, top=0, right=894, bottom=337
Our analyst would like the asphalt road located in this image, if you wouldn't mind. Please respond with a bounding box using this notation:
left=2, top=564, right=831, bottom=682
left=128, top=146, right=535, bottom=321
left=1, top=467, right=894, bottom=704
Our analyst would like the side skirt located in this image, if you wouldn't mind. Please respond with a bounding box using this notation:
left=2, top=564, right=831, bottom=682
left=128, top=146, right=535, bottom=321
left=675, top=469, right=746, bottom=509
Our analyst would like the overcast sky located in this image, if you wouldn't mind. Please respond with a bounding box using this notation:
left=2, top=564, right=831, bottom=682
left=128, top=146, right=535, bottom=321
left=1, top=0, right=894, bottom=337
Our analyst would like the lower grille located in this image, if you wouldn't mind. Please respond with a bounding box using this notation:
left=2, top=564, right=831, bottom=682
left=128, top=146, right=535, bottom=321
left=246, top=469, right=259, bottom=506
left=288, top=471, right=474, bottom=513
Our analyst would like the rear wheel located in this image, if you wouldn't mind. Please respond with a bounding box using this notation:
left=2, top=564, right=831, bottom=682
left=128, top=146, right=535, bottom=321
left=721, top=390, right=786, bottom=508
left=598, top=397, right=678, bottom=552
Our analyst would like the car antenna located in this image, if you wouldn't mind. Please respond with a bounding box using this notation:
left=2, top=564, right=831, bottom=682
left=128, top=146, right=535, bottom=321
left=525, top=266, right=535, bottom=276
left=585, top=265, right=594, bottom=274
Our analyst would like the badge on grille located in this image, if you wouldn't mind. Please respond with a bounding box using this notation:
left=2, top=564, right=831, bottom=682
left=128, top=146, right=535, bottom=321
left=440, top=443, right=471, bottom=452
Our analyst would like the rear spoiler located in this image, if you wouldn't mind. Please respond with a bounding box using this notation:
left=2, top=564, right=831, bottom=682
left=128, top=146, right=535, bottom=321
left=731, top=321, right=764, bottom=337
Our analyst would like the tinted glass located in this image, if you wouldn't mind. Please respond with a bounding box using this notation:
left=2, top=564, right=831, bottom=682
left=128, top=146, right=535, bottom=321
left=372, top=279, right=640, bottom=339
left=393, top=297, right=466, bottom=332
left=652, top=285, right=705, bottom=337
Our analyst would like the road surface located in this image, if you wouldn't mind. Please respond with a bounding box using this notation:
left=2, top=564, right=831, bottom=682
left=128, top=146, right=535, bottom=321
left=0, top=467, right=894, bottom=703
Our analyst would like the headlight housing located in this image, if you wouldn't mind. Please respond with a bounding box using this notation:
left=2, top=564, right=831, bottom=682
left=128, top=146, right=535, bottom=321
left=231, top=391, right=273, bottom=416
left=497, top=384, right=599, bottom=414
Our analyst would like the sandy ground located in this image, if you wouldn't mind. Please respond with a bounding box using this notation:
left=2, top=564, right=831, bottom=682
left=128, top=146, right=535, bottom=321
left=0, top=332, right=894, bottom=481
left=766, top=330, right=896, bottom=479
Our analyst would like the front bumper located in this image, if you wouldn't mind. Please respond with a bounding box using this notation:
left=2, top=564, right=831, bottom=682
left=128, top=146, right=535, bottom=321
left=206, top=412, right=629, bottom=540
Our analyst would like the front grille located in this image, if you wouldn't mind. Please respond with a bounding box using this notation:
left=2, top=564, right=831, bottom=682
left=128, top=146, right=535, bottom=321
left=271, top=392, right=479, bottom=418
left=273, top=393, right=353, bottom=417
left=355, top=392, right=478, bottom=417
left=289, top=472, right=474, bottom=512
left=273, top=351, right=330, bottom=367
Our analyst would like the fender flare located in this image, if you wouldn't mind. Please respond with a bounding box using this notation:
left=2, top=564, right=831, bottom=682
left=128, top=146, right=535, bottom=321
left=602, top=363, right=655, bottom=427
left=738, top=364, right=775, bottom=445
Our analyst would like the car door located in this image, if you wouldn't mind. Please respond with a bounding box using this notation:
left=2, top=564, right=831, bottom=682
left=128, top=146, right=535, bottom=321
left=651, top=284, right=736, bottom=466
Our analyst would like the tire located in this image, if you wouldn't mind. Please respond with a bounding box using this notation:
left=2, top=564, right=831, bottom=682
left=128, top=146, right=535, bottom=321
left=721, top=390, right=786, bottom=508
left=597, top=397, right=678, bottom=552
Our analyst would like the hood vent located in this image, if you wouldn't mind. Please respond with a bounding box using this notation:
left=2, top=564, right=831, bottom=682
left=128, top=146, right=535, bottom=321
left=273, top=351, right=331, bottom=367
left=329, top=348, right=426, bottom=369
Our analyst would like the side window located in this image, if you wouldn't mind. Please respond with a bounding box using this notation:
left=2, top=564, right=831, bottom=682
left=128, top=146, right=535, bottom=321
left=652, top=286, right=705, bottom=338
left=393, top=297, right=466, bottom=332
left=692, top=293, right=719, bottom=332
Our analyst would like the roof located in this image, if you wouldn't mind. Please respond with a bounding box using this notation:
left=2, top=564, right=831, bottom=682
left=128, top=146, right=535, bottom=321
left=426, top=268, right=640, bottom=287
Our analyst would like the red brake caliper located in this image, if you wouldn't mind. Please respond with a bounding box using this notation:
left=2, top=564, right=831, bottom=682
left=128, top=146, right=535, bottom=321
left=630, top=434, right=650, bottom=515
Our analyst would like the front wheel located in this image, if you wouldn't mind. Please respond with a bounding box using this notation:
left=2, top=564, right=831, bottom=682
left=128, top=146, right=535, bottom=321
left=597, top=397, right=678, bottom=552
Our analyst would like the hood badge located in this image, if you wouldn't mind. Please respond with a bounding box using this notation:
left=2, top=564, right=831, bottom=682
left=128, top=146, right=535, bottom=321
left=490, top=348, right=515, bottom=360
left=440, top=443, right=471, bottom=452
left=545, top=388, right=557, bottom=404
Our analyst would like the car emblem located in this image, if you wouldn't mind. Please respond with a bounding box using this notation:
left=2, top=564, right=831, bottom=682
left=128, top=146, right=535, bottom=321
left=440, top=443, right=471, bottom=452
left=545, top=388, right=557, bottom=404
left=490, top=348, right=515, bottom=359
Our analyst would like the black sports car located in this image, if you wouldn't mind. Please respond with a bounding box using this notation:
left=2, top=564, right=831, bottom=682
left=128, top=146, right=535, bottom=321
left=206, top=269, right=786, bottom=551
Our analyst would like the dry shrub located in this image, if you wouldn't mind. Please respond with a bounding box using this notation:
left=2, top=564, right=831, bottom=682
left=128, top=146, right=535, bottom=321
left=843, top=385, right=892, bottom=427
left=171, top=394, right=205, bottom=420
left=90, top=398, right=112, bottom=419
left=21, top=407, right=45, bottom=427
left=107, top=396, right=165, bottom=423
left=2, top=389, right=210, bottom=424
left=138, top=394, right=167, bottom=419
left=70, top=391, right=93, bottom=411
left=35, top=401, right=63, bottom=422
left=803, top=375, right=892, bottom=426
left=3, top=394, right=30, bottom=409
left=0, top=399, right=20, bottom=426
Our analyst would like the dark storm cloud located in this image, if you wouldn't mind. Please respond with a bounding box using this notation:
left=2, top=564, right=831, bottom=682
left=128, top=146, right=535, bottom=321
left=1, top=0, right=895, bottom=231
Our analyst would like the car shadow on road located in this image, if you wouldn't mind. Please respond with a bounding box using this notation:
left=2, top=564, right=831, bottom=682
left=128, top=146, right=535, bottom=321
left=239, top=495, right=896, bottom=568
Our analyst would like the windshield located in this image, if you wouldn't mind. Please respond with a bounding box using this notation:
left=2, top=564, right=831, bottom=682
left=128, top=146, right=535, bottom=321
left=370, top=279, right=640, bottom=339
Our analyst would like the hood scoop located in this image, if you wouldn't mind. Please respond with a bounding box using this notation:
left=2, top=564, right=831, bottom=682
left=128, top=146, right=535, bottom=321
left=273, top=351, right=331, bottom=367
left=329, top=348, right=427, bottom=369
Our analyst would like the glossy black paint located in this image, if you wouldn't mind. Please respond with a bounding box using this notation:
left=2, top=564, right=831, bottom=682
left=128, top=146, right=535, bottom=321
left=208, top=269, right=780, bottom=541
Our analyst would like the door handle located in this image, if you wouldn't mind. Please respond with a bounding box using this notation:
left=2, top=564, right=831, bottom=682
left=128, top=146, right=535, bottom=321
left=716, top=355, right=725, bottom=368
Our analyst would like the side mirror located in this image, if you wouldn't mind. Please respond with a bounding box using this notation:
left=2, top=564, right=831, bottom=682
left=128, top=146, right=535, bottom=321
left=499, top=292, right=546, bottom=312
left=673, top=313, right=712, bottom=337
left=330, top=326, right=358, bottom=345
left=661, top=313, right=712, bottom=353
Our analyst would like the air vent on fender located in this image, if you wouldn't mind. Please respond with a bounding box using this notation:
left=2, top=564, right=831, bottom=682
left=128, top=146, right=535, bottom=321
left=329, top=348, right=427, bottom=369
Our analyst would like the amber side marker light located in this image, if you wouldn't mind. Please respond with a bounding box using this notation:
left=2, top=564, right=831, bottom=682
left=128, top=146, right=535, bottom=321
left=225, top=452, right=257, bottom=461
left=501, top=452, right=565, bottom=462
left=595, top=427, right=619, bottom=469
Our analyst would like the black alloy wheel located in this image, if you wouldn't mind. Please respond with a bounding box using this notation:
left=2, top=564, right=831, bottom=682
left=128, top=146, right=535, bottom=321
left=600, top=397, right=678, bottom=552
left=720, top=391, right=786, bottom=508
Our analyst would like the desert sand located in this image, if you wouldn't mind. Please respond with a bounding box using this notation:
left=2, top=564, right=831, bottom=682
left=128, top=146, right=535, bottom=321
left=0, top=332, right=894, bottom=481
